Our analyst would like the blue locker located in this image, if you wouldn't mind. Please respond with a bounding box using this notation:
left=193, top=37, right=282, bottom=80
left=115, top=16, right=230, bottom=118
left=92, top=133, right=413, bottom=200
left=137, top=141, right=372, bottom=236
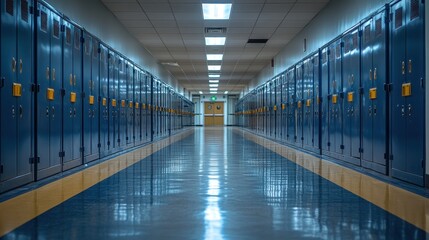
left=361, top=8, right=388, bottom=174
left=328, top=40, right=343, bottom=156
left=107, top=51, right=119, bottom=154
left=118, top=57, right=126, bottom=148
left=62, top=21, right=82, bottom=171
left=36, top=3, right=62, bottom=179
left=286, top=67, right=295, bottom=143
left=125, top=61, right=133, bottom=146
left=390, top=0, right=425, bottom=186
left=99, top=44, right=109, bottom=157
left=303, top=57, right=314, bottom=150
left=296, top=64, right=304, bottom=146
left=281, top=74, right=288, bottom=142
left=82, top=32, right=99, bottom=163
left=313, top=53, right=321, bottom=151
left=276, top=77, right=282, bottom=140
left=142, top=73, right=150, bottom=143
left=320, top=48, right=330, bottom=152
left=268, top=81, right=273, bottom=137
left=342, top=28, right=361, bottom=164
left=0, top=0, right=34, bottom=191
left=134, top=68, right=142, bottom=146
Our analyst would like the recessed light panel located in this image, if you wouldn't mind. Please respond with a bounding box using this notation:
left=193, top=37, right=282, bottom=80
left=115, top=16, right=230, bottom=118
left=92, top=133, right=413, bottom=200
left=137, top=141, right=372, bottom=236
left=205, top=37, right=226, bottom=45
left=210, top=88, right=218, bottom=91
left=209, top=80, right=219, bottom=83
left=202, top=4, right=232, bottom=20
left=209, top=74, right=220, bottom=78
left=207, top=54, right=223, bottom=61
left=210, top=91, right=218, bottom=94
left=209, top=84, right=219, bottom=87
left=199, top=91, right=203, bottom=94
left=208, top=65, right=221, bottom=71
left=224, top=91, right=229, bottom=94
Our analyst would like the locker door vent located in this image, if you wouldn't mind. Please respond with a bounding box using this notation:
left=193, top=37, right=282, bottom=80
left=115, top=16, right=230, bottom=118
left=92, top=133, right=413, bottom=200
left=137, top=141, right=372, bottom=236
left=395, top=7, right=403, bottom=29
left=41, top=11, right=47, bottom=32
left=410, top=0, right=419, bottom=20
left=375, top=18, right=382, bottom=37
left=74, top=30, right=80, bottom=50
left=66, top=27, right=71, bottom=45
left=6, top=0, right=14, bottom=16
left=364, top=25, right=370, bottom=43
left=93, top=40, right=99, bottom=58
left=21, top=0, right=28, bottom=22
left=352, top=32, right=358, bottom=49
left=53, top=19, right=60, bottom=38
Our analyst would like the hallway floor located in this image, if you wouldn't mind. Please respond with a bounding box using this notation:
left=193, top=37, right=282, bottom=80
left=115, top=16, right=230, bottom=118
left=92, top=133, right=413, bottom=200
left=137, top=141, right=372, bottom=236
left=0, top=127, right=428, bottom=239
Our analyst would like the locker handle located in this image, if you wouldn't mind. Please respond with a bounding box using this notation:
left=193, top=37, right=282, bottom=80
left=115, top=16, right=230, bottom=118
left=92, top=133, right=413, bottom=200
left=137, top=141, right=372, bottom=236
left=374, top=68, right=377, bottom=80
left=19, top=59, right=23, bottom=74
left=46, top=67, right=50, bottom=80
left=12, top=58, right=16, bottom=72
left=52, top=68, right=56, bottom=81
left=51, top=106, right=55, bottom=118
left=19, top=105, right=23, bottom=118
left=69, top=74, right=73, bottom=86
left=401, top=61, right=405, bottom=75
left=74, top=75, right=77, bottom=86
left=408, top=60, right=412, bottom=73
left=46, top=107, right=49, bottom=117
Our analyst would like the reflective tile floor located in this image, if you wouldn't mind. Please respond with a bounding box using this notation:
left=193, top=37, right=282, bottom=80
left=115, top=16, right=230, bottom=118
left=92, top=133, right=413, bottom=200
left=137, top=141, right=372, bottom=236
left=1, top=127, right=428, bottom=239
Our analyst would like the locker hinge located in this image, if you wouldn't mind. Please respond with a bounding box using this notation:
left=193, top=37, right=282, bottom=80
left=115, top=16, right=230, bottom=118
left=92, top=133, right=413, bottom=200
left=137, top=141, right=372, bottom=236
left=82, top=92, right=86, bottom=98
left=327, top=142, right=331, bottom=146
left=59, top=151, right=65, bottom=157
left=384, top=83, right=392, bottom=92
left=31, top=84, right=40, bottom=93
left=340, top=145, right=344, bottom=150
left=327, top=95, right=331, bottom=100
left=97, top=47, right=101, bottom=53
left=390, top=154, right=394, bottom=160
left=384, top=153, right=387, bottom=160
left=385, top=9, right=390, bottom=23
left=117, top=139, right=120, bottom=143
left=358, top=30, right=362, bottom=37
left=61, top=25, right=65, bottom=32
left=301, top=137, right=304, bottom=141
left=61, top=89, right=66, bottom=97
left=340, top=42, right=344, bottom=48
left=0, top=165, right=3, bottom=174
left=327, top=49, right=331, bottom=55
left=98, top=143, right=101, bottom=148
left=422, top=160, right=425, bottom=168
left=29, top=157, right=40, bottom=164
left=0, top=77, right=4, bottom=88
left=359, top=87, right=364, bottom=95
left=420, top=78, right=424, bottom=88
left=107, top=141, right=110, bottom=146
left=294, top=136, right=297, bottom=140
left=80, top=37, right=84, bottom=43
left=126, top=137, right=129, bottom=141
left=80, top=147, right=84, bottom=152
left=108, top=53, right=111, bottom=59
left=339, top=92, right=344, bottom=98
left=359, top=148, right=363, bottom=153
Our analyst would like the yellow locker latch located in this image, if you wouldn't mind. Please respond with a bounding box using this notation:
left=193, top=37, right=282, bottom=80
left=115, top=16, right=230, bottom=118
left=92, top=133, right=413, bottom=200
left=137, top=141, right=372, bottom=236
left=297, top=101, right=302, bottom=108
left=282, top=104, right=286, bottom=110
left=347, top=92, right=354, bottom=102
left=70, top=92, right=76, bottom=103
left=89, top=95, right=94, bottom=105
left=47, top=88, right=55, bottom=101
left=135, top=102, right=139, bottom=109
left=12, top=83, right=22, bottom=97
left=402, top=83, right=411, bottom=97
left=129, top=101, right=133, bottom=108
left=273, top=105, right=277, bottom=111
left=143, top=103, right=146, bottom=109
left=121, top=100, right=126, bottom=107
left=306, top=99, right=311, bottom=107
left=332, top=94, right=338, bottom=104
left=112, top=99, right=117, bottom=107
left=102, top=98, right=107, bottom=106
left=369, top=88, right=377, bottom=100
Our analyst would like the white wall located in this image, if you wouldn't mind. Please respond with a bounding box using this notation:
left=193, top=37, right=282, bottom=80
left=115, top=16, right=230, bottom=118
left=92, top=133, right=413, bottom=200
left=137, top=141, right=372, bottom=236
left=45, top=0, right=183, bottom=94
left=244, top=0, right=391, bottom=96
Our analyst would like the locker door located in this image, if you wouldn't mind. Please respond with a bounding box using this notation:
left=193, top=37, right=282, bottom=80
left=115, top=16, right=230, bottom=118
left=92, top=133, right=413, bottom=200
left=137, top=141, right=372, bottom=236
left=0, top=0, right=34, bottom=191
left=276, top=78, right=282, bottom=139
left=36, top=5, right=62, bottom=179
left=342, top=28, right=361, bottom=161
left=281, top=76, right=287, bottom=141
left=126, top=62, right=133, bottom=146
left=391, top=0, right=425, bottom=185
left=108, top=52, right=119, bottom=153
left=90, top=38, right=99, bottom=159
left=296, top=64, right=303, bottom=146
left=321, top=48, right=329, bottom=152
left=328, top=41, right=342, bottom=155
left=99, top=45, right=108, bottom=156
left=287, top=68, right=295, bottom=143
left=134, top=69, right=141, bottom=145
left=303, top=58, right=314, bottom=148
left=118, top=58, right=126, bottom=148
left=361, top=10, right=388, bottom=173
left=62, top=22, right=82, bottom=170
left=313, top=54, right=321, bottom=150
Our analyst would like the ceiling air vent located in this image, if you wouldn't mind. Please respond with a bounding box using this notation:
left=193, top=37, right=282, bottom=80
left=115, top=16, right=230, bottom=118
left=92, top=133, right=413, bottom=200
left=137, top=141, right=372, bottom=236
left=205, top=27, right=227, bottom=34
left=247, top=39, right=268, bottom=44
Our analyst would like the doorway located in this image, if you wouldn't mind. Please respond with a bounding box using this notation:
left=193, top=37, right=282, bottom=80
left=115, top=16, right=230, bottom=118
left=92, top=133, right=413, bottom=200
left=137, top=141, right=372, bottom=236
left=204, top=102, right=224, bottom=126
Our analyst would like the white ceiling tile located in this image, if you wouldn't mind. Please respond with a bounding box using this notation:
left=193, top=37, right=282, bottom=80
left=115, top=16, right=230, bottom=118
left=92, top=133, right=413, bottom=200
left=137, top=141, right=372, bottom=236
left=104, top=2, right=142, bottom=12
left=262, top=4, right=294, bottom=12
left=152, top=20, right=178, bottom=28
left=146, top=12, right=175, bottom=20
left=138, top=3, right=170, bottom=12
left=114, top=12, right=148, bottom=21
left=231, top=4, right=264, bottom=12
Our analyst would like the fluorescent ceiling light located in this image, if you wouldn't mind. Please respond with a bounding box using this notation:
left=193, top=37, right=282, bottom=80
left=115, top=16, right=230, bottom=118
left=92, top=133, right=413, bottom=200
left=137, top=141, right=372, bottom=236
left=224, top=91, right=229, bottom=94
left=209, top=74, right=220, bottom=78
left=210, top=88, right=218, bottom=91
left=199, top=91, right=203, bottom=94
left=209, top=84, right=219, bottom=87
left=209, top=80, right=219, bottom=83
left=208, top=65, right=221, bottom=71
left=210, top=92, right=218, bottom=94
left=207, top=54, right=223, bottom=61
left=205, top=37, right=226, bottom=45
left=202, top=4, right=232, bottom=20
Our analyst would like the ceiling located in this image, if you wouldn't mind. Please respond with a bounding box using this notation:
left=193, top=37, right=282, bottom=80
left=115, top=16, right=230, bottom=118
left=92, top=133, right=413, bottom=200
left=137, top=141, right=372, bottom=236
left=101, top=0, right=330, bottom=95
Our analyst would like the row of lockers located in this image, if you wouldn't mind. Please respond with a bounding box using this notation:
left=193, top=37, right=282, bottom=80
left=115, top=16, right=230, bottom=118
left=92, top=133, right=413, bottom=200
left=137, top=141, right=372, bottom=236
left=236, top=0, right=425, bottom=186
left=0, top=0, right=194, bottom=193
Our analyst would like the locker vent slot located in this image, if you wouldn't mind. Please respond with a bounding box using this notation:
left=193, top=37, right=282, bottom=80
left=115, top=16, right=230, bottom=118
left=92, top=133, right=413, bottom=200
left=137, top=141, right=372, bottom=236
left=53, top=19, right=60, bottom=38
left=93, top=40, right=98, bottom=58
left=41, top=11, right=47, bottom=32
left=352, top=32, right=358, bottom=49
left=375, top=18, right=382, bottom=36
left=6, top=0, right=13, bottom=16
left=410, top=0, right=419, bottom=20
left=85, top=36, right=91, bottom=55
left=336, top=44, right=341, bottom=58
left=74, top=30, right=80, bottom=50
left=66, top=27, right=71, bottom=45
left=364, top=25, right=370, bottom=43
left=395, top=7, right=403, bottom=29
left=21, top=0, right=28, bottom=22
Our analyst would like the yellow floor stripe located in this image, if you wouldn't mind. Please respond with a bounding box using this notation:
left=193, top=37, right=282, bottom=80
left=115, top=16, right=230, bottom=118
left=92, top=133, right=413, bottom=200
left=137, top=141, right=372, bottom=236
left=0, top=129, right=193, bottom=237
left=239, top=129, right=429, bottom=232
